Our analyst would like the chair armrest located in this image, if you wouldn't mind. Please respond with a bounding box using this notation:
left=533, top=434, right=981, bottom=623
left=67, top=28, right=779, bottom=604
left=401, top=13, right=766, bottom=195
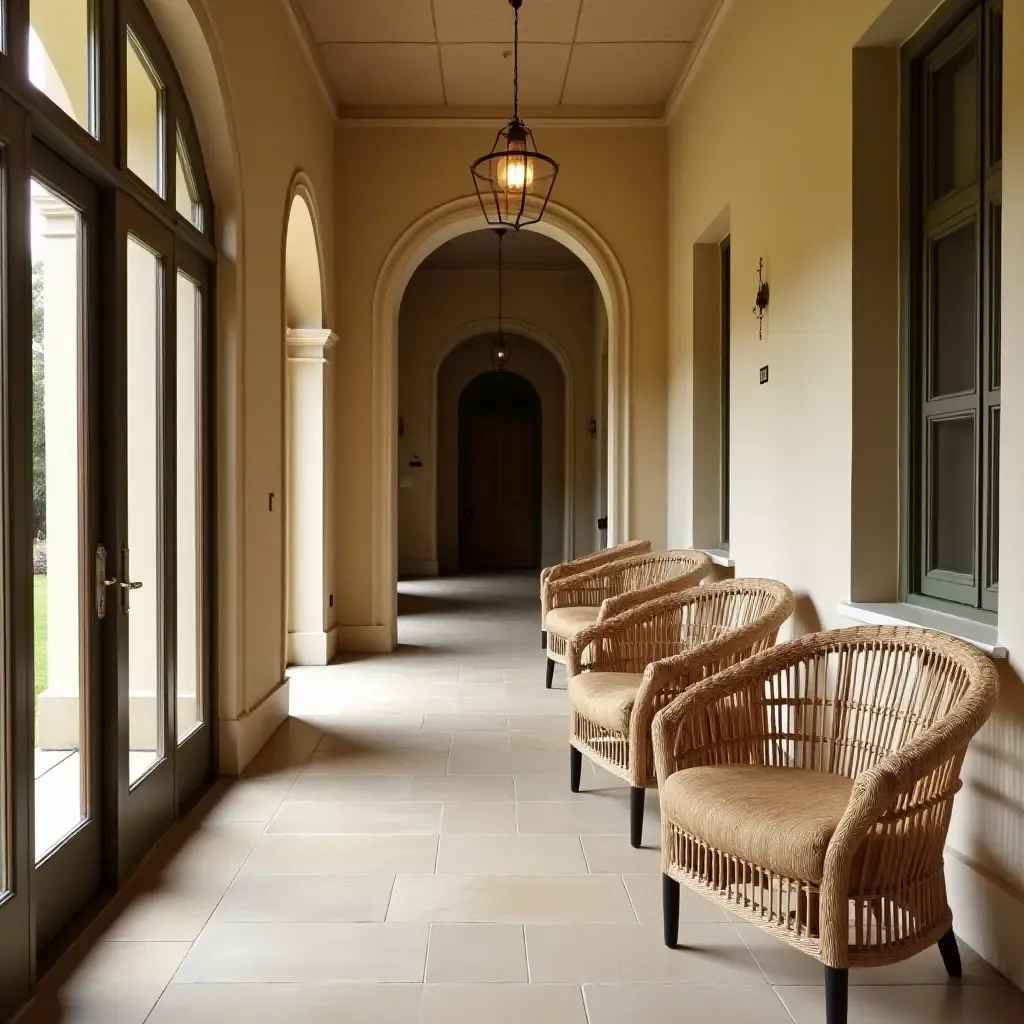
left=631, top=623, right=783, bottom=771
left=541, top=541, right=652, bottom=616
left=565, top=588, right=706, bottom=678
left=651, top=641, right=803, bottom=787
left=598, top=563, right=709, bottom=619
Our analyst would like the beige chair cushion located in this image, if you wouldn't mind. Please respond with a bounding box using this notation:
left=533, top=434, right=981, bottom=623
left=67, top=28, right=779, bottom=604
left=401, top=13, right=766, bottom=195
left=568, top=672, right=643, bottom=735
left=661, top=765, right=855, bottom=883
left=545, top=606, right=600, bottom=639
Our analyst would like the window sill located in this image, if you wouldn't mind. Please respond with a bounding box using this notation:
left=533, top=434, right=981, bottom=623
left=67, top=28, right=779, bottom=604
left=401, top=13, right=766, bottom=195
left=837, top=601, right=1007, bottom=659
left=701, top=547, right=735, bottom=568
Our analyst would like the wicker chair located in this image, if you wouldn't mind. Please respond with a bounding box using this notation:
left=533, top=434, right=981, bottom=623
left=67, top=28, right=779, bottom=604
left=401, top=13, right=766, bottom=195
left=543, top=549, right=712, bottom=691
left=565, top=578, right=794, bottom=847
left=652, top=626, right=999, bottom=1024
left=540, top=540, right=652, bottom=648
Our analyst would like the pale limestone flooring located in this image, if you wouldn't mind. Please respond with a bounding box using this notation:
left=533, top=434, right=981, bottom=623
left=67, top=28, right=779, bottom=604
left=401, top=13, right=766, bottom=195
left=17, top=575, right=1024, bottom=1023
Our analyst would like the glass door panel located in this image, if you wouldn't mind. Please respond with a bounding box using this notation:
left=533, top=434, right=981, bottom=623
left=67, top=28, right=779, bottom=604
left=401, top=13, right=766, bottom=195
left=175, top=271, right=201, bottom=743
left=29, top=146, right=102, bottom=954
left=173, top=245, right=211, bottom=802
left=30, top=179, right=88, bottom=858
left=115, top=195, right=174, bottom=878
left=126, top=235, right=162, bottom=785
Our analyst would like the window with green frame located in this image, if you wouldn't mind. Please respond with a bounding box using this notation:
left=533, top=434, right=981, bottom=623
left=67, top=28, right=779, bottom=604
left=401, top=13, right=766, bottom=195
left=906, top=0, right=1002, bottom=618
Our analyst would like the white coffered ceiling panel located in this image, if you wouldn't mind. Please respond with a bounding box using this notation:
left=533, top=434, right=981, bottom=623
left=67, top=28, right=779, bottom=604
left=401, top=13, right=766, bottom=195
left=575, top=0, right=709, bottom=43
left=441, top=43, right=570, bottom=106
left=321, top=43, right=445, bottom=106
left=562, top=42, right=690, bottom=106
left=433, top=0, right=582, bottom=43
left=301, top=0, right=437, bottom=42
left=296, top=0, right=716, bottom=112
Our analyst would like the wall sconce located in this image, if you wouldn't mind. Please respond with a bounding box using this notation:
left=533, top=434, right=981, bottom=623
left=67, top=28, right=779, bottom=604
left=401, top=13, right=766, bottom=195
left=398, top=416, right=405, bottom=440
left=753, top=257, right=769, bottom=341
left=588, top=417, right=597, bottom=439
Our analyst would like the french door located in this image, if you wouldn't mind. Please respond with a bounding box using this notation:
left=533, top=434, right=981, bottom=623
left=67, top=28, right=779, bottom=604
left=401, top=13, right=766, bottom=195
left=110, top=191, right=213, bottom=879
left=0, top=159, right=214, bottom=1023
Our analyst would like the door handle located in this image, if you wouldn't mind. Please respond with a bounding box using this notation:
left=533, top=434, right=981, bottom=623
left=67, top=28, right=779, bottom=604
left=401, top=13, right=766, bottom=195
left=96, top=544, right=118, bottom=619
left=119, top=545, right=143, bottom=612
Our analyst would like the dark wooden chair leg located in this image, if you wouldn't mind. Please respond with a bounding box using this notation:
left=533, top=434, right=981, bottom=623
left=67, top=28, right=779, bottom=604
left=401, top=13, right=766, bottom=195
left=541, top=630, right=547, bottom=650
left=938, top=928, right=962, bottom=978
left=545, top=658, right=555, bottom=689
left=662, top=874, right=680, bottom=948
left=824, top=967, right=848, bottom=1024
left=630, top=787, right=645, bottom=848
left=570, top=746, right=582, bottom=793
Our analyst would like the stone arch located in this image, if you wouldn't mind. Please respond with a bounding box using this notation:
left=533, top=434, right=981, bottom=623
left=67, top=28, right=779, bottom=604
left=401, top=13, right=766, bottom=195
left=372, top=195, right=632, bottom=645
left=284, top=177, right=327, bottom=330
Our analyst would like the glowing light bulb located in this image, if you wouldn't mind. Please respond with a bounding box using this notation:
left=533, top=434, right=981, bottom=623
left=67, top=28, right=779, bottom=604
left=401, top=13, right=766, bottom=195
left=497, top=138, right=534, bottom=194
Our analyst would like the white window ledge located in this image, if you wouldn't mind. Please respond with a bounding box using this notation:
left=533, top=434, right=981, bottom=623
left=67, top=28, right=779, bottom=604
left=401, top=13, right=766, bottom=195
left=701, top=548, right=735, bottom=568
left=837, top=601, right=1007, bottom=659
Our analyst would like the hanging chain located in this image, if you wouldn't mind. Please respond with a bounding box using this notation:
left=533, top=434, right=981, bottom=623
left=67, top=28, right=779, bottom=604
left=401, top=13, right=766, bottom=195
left=512, top=4, right=520, bottom=121
left=498, top=230, right=504, bottom=333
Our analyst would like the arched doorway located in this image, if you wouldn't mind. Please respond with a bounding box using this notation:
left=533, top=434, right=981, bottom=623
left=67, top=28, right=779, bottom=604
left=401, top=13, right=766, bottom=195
left=282, top=182, right=337, bottom=667
left=458, top=372, right=543, bottom=571
left=380, top=206, right=626, bottom=644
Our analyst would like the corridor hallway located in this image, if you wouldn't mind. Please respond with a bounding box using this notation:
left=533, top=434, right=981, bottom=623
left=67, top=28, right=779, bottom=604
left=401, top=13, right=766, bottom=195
left=17, top=576, right=1024, bottom=1023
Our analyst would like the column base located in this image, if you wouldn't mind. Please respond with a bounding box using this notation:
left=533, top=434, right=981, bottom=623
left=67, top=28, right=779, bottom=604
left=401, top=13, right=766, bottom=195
left=286, top=627, right=339, bottom=666
left=218, top=677, right=290, bottom=776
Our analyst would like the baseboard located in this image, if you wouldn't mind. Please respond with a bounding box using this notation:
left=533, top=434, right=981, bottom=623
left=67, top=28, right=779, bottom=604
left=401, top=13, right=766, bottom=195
left=398, top=558, right=439, bottom=578
left=218, top=677, right=290, bottom=776
left=287, top=628, right=339, bottom=666
left=945, top=846, right=1024, bottom=989
left=333, top=624, right=394, bottom=653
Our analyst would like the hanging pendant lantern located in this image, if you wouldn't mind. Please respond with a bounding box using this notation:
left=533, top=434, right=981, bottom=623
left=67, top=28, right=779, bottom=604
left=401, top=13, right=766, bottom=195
left=471, top=0, right=558, bottom=231
left=491, top=228, right=511, bottom=370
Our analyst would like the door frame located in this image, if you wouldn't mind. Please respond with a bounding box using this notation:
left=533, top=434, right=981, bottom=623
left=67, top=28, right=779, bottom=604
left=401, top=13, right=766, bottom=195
left=0, top=88, right=35, bottom=1022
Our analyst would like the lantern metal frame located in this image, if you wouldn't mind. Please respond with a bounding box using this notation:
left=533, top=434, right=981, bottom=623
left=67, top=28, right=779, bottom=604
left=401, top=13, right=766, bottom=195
left=470, top=0, right=559, bottom=231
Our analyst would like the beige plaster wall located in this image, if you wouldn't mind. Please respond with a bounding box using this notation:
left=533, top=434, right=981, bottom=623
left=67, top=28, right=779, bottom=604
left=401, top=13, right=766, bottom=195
left=666, top=0, right=1024, bottom=987
left=433, top=337, right=564, bottom=574
left=147, top=0, right=336, bottom=769
left=397, top=264, right=602, bottom=575
left=333, top=125, right=668, bottom=630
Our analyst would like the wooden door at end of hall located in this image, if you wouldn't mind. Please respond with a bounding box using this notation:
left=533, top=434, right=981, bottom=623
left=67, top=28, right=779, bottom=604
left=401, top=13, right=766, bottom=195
left=459, top=411, right=539, bottom=571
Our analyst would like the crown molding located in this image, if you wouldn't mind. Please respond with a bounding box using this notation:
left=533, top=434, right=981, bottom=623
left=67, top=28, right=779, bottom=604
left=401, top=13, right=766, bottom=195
left=339, top=115, right=664, bottom=129
left=664, top=0, right=733, bottom=123
left=281, top=0, right=339, bottom=119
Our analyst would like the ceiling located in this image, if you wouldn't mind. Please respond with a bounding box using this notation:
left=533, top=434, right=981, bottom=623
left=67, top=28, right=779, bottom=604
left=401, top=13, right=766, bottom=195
left=423, top=229, right=584, bottom=267
left=294, top=0, right=716, bottom=115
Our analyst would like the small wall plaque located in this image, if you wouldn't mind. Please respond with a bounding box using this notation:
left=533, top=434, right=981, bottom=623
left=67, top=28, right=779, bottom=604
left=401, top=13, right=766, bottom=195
left=759, top=365, right=769, bottom=385
left=409, top=457, right=423, bottom=468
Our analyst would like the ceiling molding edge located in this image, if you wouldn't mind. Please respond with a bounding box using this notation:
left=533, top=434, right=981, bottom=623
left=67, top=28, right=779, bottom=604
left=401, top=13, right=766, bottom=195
left=338, top=116, right=664, bottom=129
left=663, top=0, right=734, bottom=124
left=281, top=0, right=339, bottom=119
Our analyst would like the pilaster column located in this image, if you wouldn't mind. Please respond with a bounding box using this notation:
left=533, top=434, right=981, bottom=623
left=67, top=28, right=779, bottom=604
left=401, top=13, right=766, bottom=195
left=286, top=328, right=338, bottom=666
